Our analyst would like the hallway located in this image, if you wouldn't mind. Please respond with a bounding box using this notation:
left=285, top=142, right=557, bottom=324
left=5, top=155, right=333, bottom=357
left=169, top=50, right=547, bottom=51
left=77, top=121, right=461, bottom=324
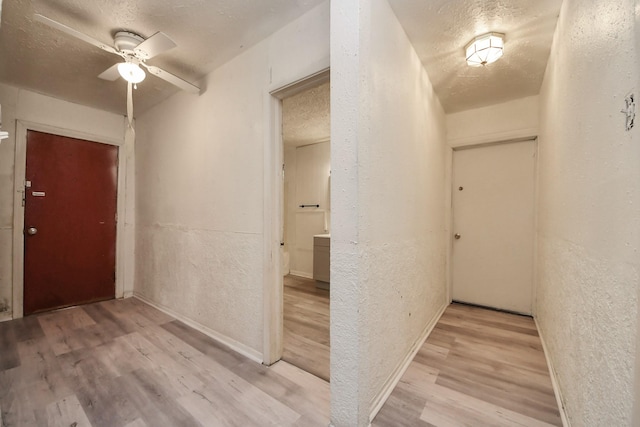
left=374, top=303, right=562, bottom=426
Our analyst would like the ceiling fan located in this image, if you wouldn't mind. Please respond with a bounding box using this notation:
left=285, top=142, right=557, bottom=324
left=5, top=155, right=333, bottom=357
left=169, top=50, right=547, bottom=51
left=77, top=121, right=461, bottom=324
left=34, top=13, right=200, bottom=125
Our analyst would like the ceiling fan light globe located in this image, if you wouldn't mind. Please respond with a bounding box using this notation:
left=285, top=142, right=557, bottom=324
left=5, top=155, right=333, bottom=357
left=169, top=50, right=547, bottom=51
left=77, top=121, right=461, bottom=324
left=117, top=62, right=146, bottom=84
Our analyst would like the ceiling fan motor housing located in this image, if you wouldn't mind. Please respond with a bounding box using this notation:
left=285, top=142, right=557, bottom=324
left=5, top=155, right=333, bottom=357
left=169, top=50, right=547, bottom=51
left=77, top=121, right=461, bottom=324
left=114, top=31, right=144, bottom=55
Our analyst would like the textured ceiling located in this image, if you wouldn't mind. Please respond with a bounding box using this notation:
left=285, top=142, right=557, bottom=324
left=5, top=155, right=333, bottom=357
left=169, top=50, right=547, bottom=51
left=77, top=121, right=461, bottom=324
left=0, top=0, right=562, bottom=117
left=388, top=0, right=562, bottom=113
left=0, top=0, right=324, bottom=116
left=282, top=81, right=330, bottom=148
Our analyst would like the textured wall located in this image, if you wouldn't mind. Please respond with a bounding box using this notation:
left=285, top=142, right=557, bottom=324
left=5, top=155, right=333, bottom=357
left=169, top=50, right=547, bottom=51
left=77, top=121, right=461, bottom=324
left=635, top=3, right=640, bottom=422
left=536, top=0, right=640, bottom=424
left=135, top=2, right=330, bottom=358
left=330, top=0, right=447, bottom=425
left=0, top=84, right=18, bottom=320
left=0, top=83, right=126, bottom=320
left=329, top=0, right=364, bottom=423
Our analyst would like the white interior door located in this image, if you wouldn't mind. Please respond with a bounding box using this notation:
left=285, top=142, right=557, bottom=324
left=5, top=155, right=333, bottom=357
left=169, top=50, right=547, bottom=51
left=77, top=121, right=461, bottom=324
left=452, top=140, right=536, bottom=314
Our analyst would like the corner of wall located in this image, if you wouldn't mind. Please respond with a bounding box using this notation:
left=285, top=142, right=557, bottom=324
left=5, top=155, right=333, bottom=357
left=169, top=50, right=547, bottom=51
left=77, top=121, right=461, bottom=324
left=367, top=301, right=448, bottom=422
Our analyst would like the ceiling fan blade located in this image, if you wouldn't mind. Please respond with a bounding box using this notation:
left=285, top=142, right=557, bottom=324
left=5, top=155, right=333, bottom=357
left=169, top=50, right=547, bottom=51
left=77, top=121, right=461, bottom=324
left=143, top=65, right=200, bottom=94
left=134, top=32, right=176, bottom=60
left=34, top=14, right=119, bottom=56
left=98, top=64, right=121, bottom=81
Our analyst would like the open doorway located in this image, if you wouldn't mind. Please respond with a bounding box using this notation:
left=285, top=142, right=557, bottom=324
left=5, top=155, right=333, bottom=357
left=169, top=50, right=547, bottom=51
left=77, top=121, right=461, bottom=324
left=280, top=79, right=331, bottom=381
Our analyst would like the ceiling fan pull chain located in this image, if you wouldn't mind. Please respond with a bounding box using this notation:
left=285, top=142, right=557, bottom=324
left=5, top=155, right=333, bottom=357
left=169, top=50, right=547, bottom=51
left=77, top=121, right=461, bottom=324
left=127, top=81, right=135, bottom=135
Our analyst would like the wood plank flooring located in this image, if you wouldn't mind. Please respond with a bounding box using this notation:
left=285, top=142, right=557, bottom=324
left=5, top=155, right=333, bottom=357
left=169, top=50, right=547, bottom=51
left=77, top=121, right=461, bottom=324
left=1, top=294, right=562, bottom=426
left=282, top=275, right=330, bottom=382
left=373, top=303, right=563, bottom=427
left=0, top=297, right=329, bottom=427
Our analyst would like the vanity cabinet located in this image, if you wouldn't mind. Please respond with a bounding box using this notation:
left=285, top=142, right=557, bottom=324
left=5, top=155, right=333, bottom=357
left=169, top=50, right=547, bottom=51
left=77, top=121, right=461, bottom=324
left=313, top=234, right=330, bottom=289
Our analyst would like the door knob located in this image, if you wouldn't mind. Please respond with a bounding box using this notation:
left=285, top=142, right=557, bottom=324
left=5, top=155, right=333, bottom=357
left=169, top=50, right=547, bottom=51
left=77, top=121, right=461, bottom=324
left=454, top=233, right=461, bottom=240
left=27, top=227, right=38, bottom=236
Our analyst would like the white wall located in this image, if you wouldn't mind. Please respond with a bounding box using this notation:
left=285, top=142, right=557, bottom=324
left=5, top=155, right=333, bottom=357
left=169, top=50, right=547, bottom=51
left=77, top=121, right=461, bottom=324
left=286, top=141, right=330, bottom=278
left=283, top=146, right=296, bottom=259
left=0, top=84, right=19, bottom=319
left=634, top=4, right=640, bottom=423
left=446, top=95, right=539, bottom=147
left=0, top=83, right=129, bottom=320
left=330, top=0, right=447, bottom=425
left=536, top=0, right=640, bottom=425
left=135, top=2, right=329, bottom=360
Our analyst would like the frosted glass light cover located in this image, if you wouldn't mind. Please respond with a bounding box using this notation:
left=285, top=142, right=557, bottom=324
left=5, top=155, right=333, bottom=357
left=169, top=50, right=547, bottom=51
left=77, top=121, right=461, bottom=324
left=465, top=33, right=504, bottom=67
left=117, top=62, right=146, bottom=83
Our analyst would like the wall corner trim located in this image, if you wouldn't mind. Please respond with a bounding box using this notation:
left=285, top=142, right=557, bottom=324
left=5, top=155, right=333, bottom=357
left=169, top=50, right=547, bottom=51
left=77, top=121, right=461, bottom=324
left=368, top=301, right=449, bottom=423
left=535, top=317, right=571, bottom=427
left=448, top=127, right=539, bottom=148
left=133, top=293, right=263, bottom=364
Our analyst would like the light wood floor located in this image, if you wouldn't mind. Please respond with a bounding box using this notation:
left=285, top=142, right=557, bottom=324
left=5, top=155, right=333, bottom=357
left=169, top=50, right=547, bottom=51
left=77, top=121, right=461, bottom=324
left=0, top=297, right=329, bottom=426
left=373, top=303, right=563, bottom=426
left=280, top=276, right=561, bottom=426
left=0, top=295, right=562, bottom=426
left=282, top=275, right=330, bottom=382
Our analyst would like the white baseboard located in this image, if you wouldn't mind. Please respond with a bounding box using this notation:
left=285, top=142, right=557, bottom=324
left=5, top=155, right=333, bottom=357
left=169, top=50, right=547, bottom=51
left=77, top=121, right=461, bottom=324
left=535, top=317, right=570, bottom=427
left=368, top=301, right=448, bottom=423
left=289, top=270, right=313, bottom=279
left=133, top=292, right=263, bottom=364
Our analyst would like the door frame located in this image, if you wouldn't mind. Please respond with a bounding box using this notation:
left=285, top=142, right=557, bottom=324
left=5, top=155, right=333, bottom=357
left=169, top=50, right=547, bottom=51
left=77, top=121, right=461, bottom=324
left=12, top=121, right=127, bottom=318
left=262, top=68, right=330, bottom=365
left=445, top=136, right=539, bottom=313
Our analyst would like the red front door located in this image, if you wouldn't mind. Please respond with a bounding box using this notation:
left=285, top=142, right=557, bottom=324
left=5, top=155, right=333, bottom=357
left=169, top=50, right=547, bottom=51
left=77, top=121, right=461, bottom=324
left=23, top=130, right=118, bottom=315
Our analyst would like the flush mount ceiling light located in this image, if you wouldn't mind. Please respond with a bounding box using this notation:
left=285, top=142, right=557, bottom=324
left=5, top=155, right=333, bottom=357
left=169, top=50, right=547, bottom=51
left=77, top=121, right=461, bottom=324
left=465, top=32, right=504, bottom=67
left=117, top=60, right=146, bottom=84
